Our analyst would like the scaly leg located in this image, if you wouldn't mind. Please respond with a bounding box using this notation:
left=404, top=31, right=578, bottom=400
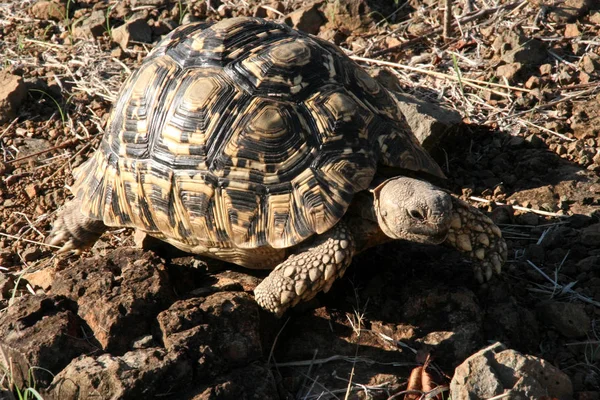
left=48, top=198, right=107, bottom=254
left=254, top=222, right=355, bottom=316
left=445, top=197, right=507, bottom=282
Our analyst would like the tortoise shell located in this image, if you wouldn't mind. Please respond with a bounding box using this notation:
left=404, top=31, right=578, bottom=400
left=72, top=17, right=443, bottom=251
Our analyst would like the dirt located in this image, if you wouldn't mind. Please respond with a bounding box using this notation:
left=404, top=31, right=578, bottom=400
left=0, top=0, right=599, bottom=399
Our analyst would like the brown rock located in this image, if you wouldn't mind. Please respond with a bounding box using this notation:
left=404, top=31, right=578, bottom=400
left=49, top=248, right=174, bottom=353
left=184, top=364, right=279, bottom=400
left=111, top=18, right=152, bottom=50
left=0, top=295, right=97, bottom=388
left=539, top=63, right=553, bottom=75
left=550, top=0, right=592, bottom=22
left=564, top=23, right=581, bottom=38
left=284, top=2, right=325, bottom=35
left=451, top=343, right=573, bottom=399
left=0, top=273, right=15, bottom=299
left=537, top=301, right=590, bottom=338
left=25, top=183, right=39, bottom=199
left=73, top=9, right=106, bottom=39
left=29, top=1, right=66, bottom=21
left=46, top=348, right=192, bottom=400
left=581, top=55, right=596, bottom=73
left=0, top=72, right=27, bottom=123
left=157, top=292, right=262, bottom=379
left=525, top=75, right=540, bottom=89
left=590, top=11, right=600, bottom=25
left=496, top=63, right=522, bottom=81
left=23, top=267, right=57, bottom=291
left=581, top=223, right=600, bottom=246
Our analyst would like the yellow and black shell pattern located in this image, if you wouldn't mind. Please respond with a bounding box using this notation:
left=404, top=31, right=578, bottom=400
left=71, top=17, right=444, bottom=251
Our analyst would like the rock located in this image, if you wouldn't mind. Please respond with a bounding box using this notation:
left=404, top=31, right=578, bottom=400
left=29, top=1, right=66, bottom=21
left=21, top=246, right=42, bottom=262
left=24, top=183, right=39, bottom=199
left=23, top=267, right=57, bottom=291
left=284, top=2, right=325, bottom=35
left=537, top=301, right=590, bottom=338
left=590, top=11, right=600, bottom=25
left=371, top=69, right=462, bottom=151
left=0, top=273, right=15, bottom=299
left=49, top=248, right=174, bottom=353
left=564, top=23, right=581, bottom=38
left=580, top=223, right=600, bottom=246
left=484, top=303, right=540, bottom=352
left=111, top=18, right=152, bottom=50
left=450, top=342, right=573, bottom=400
left=73, top=10, right=106, bottom=39
left=539, top=64, right=553, bottom=75
left=577, top=255, right=600, bottom=272
left=0, top=295, right=97, bottom=388
left=492, top=32, right=547, bottom=65
left=183, top=363, right=280, bottom=399
left=550, top=0, right=592, bottom=22
left=130, top=0, right=169, bottom=6
left=46, top=348, right=192, bottom=400
left=0, top=72, right=27, bottom=123
left=157, top=292, right=262, bottom=380
left=524, top=75, right=540, bottom=89
left=496, top=62, right=522, bottom=81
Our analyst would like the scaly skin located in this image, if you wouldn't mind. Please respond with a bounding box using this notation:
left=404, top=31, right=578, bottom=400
left=254, top=222, right=355, bottom=316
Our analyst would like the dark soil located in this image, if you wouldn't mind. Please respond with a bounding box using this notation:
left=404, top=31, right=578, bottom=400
left=0, top=0, right=599, bottom=399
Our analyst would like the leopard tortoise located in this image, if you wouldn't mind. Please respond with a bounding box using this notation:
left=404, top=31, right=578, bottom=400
left=49, top=17, right=507, bottom=316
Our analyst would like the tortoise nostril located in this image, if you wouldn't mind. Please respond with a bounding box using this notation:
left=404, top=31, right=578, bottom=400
left=409, top=209, right=426, bottom=221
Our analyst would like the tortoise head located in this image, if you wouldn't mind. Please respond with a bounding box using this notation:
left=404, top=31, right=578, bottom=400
left=373, top=177, right=452, bottom=244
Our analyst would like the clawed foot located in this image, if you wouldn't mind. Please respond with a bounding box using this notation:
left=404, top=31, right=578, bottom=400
left=446, top=197, right=507, bottom=282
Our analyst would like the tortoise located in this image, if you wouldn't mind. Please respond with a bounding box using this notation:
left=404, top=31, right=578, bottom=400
left=49, top=17, right=507, bottom=316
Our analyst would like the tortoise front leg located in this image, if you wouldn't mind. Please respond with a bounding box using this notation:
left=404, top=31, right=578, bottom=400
left=446, top=197, right=507, bottom=282
left=254, top=222, right=355, bottom=316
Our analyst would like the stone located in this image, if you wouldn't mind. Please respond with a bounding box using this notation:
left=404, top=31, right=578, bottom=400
left=371, top=69, right=462, bottom=151
left=539, top=64, right=553, bottom=75
left=183, top=364, right=280, bottom=399
left=24, top=183, right=39, bottom=199
left=577, top=255, right=600, bottom=272
left=450, top=342, right=573, bottom=400
left=46, top=348, right=192, bottom=400
left=29, top=1, right=66, bottom=21
left=73, top=9, right=106, bottom=39
left=492, top=31, right=547, bottom=65
left=0, top=72, right=27, bottom=123
left=21, top=246, right=42, bottom=262
left=581, top=223, right=600, bottom=246
left=0, top=273, right=15, bottom=299
left=525, top=75, right=540, bottom=89
left=590, top=11, right=600, bottom=25
left=550, top=0, right=592, bottom=22
left=496, top=63, right=522, bottom=81
left=130, top=0, right=169, bottom=6
left=111, top=18, right=152, bottom=50
left=23, top=267, right=57, bottom=291
left=564, top=23, right=581, bottom=38
left=537, top=301, right=590, bottom=338
left=0, top=295, right=97, bottom=388
left=284, top=3, right=325, bottom=35
left=49, top=248, right=174, bottom=353
left=157, top=292, right=262, bottom=380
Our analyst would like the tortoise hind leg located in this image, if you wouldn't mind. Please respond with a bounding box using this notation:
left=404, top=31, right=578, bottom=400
left=446, top=196, right=508, bottom=282
left=254, top=222, right=355, bottom=316
left=48, top=198, right=107, bottom=254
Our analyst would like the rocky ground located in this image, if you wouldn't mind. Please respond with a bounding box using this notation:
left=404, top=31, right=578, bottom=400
left=0, top=0, right=599, bottom=399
